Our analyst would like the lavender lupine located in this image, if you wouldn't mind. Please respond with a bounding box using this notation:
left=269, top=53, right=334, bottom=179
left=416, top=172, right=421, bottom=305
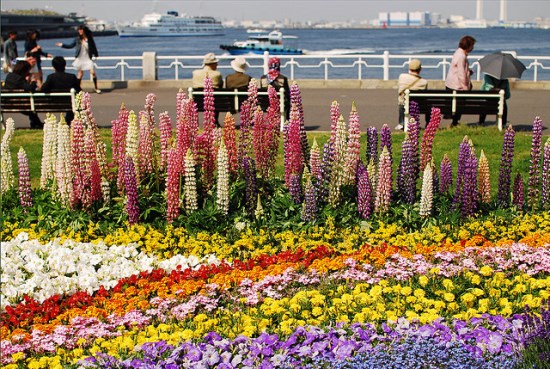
left=375, top=146, right=392, bottom=213
left=138, top=111, right=155, bottom=178
left=420, top=162, right=434, bottom=217
left=222, top=112, right=238, bottom=176
left=70, top=119, right=86, bottom=209
left=17, top=147, right=32, bottom=209
left=397, top=133, right=417, bottom=204
left=56, top=120, right=73, bottom=206
left=542, top=137, right=550, bottom=209
left=158, top=112, right=172, bottom=171
left=124, top=157, right=140, bottom=224
left=301, top=167, right=318, bottom=222
left=439, top=154, right=453, bottom=194
left=40, top=113, right=58, bottom=189
left=478, top=150, right=491, bottom=204
left=216, top=140, right=230, bottom=215
left=344, top=102, right=361, bottom=185
left=365, top=126, right=378, bottom=165
left=166, top=148, right=180, bottom=223
left=243, top=156, right=258, bottom=216
left=184, top=149, right=198, bottom=213
left=309, top=139, right=321, bottom=180
left=409, top=100, right=420, bottom=127
left=420, top=107, right=441, bottom=171
left=497, top=124, right=515, bottom=207
left=357, top=161, right=374, bottom=219
left=0, top=118, right=15, bottom=194
left=513, top=172, right=525, bottom=209
left=328, top=115, right=348, bottom=206
left=527, top=116, right=543, bottom=209
left=290, top=82, right=309, bottom=164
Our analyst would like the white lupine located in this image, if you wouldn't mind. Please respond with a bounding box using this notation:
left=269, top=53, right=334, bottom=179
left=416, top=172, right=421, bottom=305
left=420, top=162, right=434, bottom=217
left=0, top=118, right=15, bottom=193
left=56, top=120, right=73, bottom=206
left=216, top=140, right=230, bottom=215
left=0, top=232, right=220, bottom=308
left=184, top=148, right=198, bottom=212
left=125, top=110, right=140, bottom=181
left=40, top=113, right=59, bottom=189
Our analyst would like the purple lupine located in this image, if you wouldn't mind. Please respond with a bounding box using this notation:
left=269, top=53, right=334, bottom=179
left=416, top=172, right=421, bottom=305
left=357, top=161, right=373, bottom=219
left=158, top=112, right=172, bottom=171
left=542, top=138, right=550, bottom=209
left=439, top=154, right=453, bottom=194
left=409, top=101, right=420, bottom=127
left=124, top=157, right=140, bottom=224
left=497, top=124, right=516, bottom=207
left=301, top=169, right=318, bottom=221
left=397, top=133, right=417, bottom=204
left=527, top=116, right=543, bottom=209
left=243, top=156, right=258, bottom=216
left=420, top=107, right=441, bottom=171
left=166, top=148, right=180, bottom=223
left=17, top=147, right=32, bottom=209
left=290, top=82, right=309, bottom=165
left=374, top=146, right=392, bottom=213
left=366, top=126, right=378, bottom=165
left=344, top=102, right=361, bottom=185
left=513, top=172, right=525, bottom=209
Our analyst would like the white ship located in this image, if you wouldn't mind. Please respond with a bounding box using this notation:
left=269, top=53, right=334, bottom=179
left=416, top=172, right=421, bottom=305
left=116, top=11, right=224, bottom=37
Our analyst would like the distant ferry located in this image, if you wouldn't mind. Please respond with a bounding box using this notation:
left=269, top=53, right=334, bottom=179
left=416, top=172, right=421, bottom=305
left=220, top=30, right=303, bottom=55
left=116, top=11, right=224, bottom=37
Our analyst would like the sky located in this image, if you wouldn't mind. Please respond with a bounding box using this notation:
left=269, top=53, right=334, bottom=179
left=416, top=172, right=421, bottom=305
left=1, top=0, right=549, bottom=23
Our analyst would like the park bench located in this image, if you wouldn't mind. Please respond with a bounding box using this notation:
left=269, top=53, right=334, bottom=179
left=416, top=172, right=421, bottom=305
left=0, top=88, right=77, bottom=127
left=404, top=89, right=505, bottom=131
left=187, top=87, right=286, bottom=129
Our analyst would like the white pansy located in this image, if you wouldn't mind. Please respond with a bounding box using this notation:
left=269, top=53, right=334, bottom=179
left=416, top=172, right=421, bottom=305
left=1, top=232, right=220, bottom=309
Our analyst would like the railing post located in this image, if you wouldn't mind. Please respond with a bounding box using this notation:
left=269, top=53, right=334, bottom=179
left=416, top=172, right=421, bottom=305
left=263, top=51, right=270, bottom=75
left=383, top=51, right=390, bottom=81
left=142, top=52, right=157, bottom=81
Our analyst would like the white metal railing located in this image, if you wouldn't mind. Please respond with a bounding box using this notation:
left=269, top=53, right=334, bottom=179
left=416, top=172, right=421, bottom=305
left=3, top=52, right=549, bottom=82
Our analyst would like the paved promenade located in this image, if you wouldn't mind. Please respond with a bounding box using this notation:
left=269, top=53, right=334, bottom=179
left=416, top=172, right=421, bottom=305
left=6, top=80, right=550, bottom=132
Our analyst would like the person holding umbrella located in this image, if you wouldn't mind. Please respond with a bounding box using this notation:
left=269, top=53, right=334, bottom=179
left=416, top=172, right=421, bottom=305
left=478, top=52, right=526, bottom=126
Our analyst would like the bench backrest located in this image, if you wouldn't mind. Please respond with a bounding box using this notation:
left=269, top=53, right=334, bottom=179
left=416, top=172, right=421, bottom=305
left=1, top=89, right=77, bottom=113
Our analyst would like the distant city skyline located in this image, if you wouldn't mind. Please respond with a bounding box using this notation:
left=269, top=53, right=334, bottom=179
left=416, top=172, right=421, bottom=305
left=1, top=0, right=548, bottom=23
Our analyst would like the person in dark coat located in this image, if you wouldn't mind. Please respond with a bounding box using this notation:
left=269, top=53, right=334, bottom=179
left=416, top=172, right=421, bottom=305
left=41, top=56, right=81, bottom=124
left=2, top=60, right=43, bottom=129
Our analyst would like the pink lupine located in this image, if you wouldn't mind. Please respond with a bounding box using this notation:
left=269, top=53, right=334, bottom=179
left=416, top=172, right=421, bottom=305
left=17, top=147, right=32, bottom=209
left=166, top=148, right=180, bottom=223
left=70, top=119, right=86, bottom=209
left=222, top=112, right=238, bottom=176
left=344, top=101, right=361, bottom=185
left=375, top=146, right=392, bottom=214
left=124, top=157, right=140, bottom=224
left=158, top=112, right=173, bottom=171
left=309, top=138, right=321, bottom=180
left=420, top=107, right=441, bottom=171
left=138, top=111, right=155, bottom=178
left=478, top=150, right=491, bottom=204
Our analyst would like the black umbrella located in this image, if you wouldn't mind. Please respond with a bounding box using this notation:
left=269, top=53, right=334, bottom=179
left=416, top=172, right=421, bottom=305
left=478, top=52, right=526, bottom=80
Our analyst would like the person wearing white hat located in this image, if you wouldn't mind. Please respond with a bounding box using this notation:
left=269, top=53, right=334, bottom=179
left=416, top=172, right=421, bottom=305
left=192, top=52, right=223, bottom=88
left=395, top=58, right=428, bottom=130
left=226, top=56, right=252, bottom=90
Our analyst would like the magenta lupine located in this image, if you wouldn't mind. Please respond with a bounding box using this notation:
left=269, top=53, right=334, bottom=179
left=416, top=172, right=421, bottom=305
left=478, top=150, right=491, bottom=204
left=284, top=104, right=304, bottom=189
left=222, top=113, right=238, bottom=176
left=309, top=138, right=321, bottom=180
left=420, top=162, right=434, bottom=217
left=497, top=124, right=515, bottom=207
left=527, top=116, right=543, bottom=209
left=356, top=161, right=373, bottom=219
left=366, top=126, right=378, bottom=165
left=374, top=146, right=392, bottom=213
left=166, top=148, right=180, bottom=223
left=184, top=149, right=198, bottom=213
left=328, top=114, right=347, bottom=206
left=513, top=172, right=525, bottom=209
left=138, top=111, right=155, bottom=178
left=301, top=168, right=318, bottom=222
left=158, top=112, right=172, bottom=171
left=542, top=138, right=550, bottom=209
left=70, top=119, right=86, bottom=209
left=124, top=157, right=140, bottom=224
left=344, top=102, right=361, bottom=185
left=243, top=156, right=259, bottom=215
left=1, top=118, right=15, bottom=194
left=40, top=113, right=58, bottom=189
left=290, top=82, right=309, bottom=164
left=420, top=107, right=441, bottom=171
left=56, top=120, right=73, bottom=206
left=216, top=140, right=230, bottom=215
left=409, top=101, right=420, bottom=127
left=439, top=154, right=453, bottom=194
left=397, top=133, right=417, bottom=203
left=17, top=147, right=32, bottom=209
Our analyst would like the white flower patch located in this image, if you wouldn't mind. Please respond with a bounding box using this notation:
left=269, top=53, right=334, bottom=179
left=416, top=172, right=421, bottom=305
left=0, top=232, right=220, bottom=309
